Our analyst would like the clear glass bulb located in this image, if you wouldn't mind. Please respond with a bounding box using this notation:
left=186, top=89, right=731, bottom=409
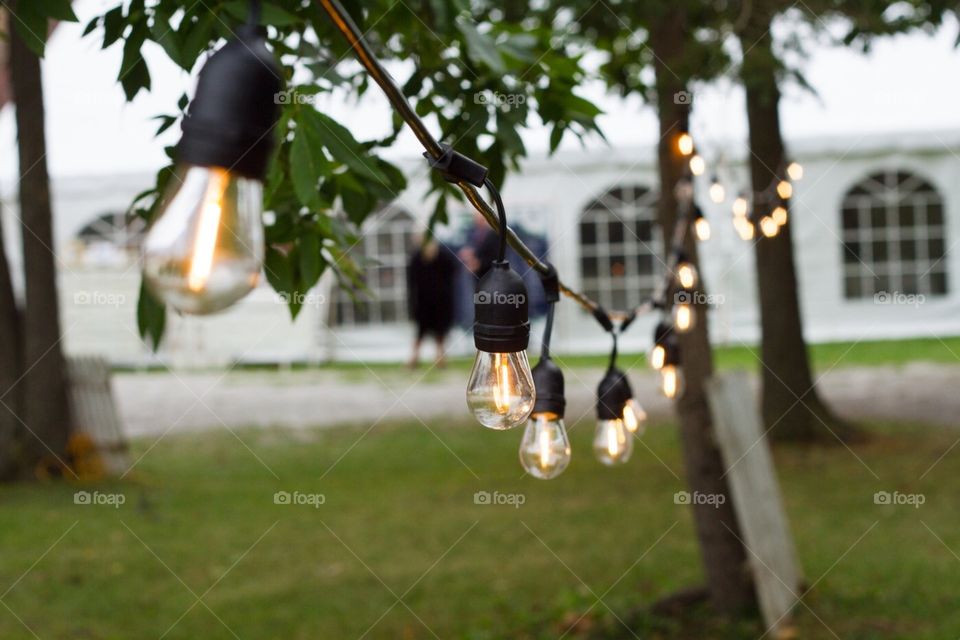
left=593, top=418, right=632, bottom=466
left=143, top=165, right=264, bottom=314
left=689, top=154, right=706, bottom=176
left=519, top=412, right=571, bottom=479
left=648, top=344, right=666, bottom=370
left=466, top=350, right=535, bottom=430
left=622, top=399, right=647, bottom=434
left=787, top=162, right=804, bottom=181
left=677, top=132, right=694, bottom=156
left=760, top=216, right=779, bottom=238
left=776, top=180, right=793, bottom=199
left=673, top=303, right=695, bottom=333
left=772, top=206, right=789, bottom=226
left=709, top=182, right=725, bottom=204
left=676, top=262, right=698, bottom=289
left=694, top=216, right=711, bottom=241
left=659, top=365, right=685, bottom=399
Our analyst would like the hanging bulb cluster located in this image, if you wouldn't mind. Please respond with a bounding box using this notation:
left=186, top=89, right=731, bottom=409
left=722, top=160, right=804, bottom=242
left=143, top=15, right=281, bottom=315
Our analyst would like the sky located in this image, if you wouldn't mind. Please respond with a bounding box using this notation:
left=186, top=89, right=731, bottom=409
left=0, top=1, right=958, bottom=182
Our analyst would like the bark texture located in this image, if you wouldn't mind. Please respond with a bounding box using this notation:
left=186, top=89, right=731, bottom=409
left=739, top=11, right=852, bottom=442
left=9, top=5, right=73, bottom=475
left=650, top=8, right=757, bottom=614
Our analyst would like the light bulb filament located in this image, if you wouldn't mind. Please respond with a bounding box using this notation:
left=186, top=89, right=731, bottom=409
left=493, top=353, right=513, bottom=413
left=187, top=168, right=228, bottom=292
left=623, top=405, right=638, bottom=433
left=607, top=424, right=620, bottom=457
left=538, top=427, right=551, bottom=468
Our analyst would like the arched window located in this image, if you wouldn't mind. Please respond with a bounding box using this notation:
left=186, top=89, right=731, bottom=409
left=336, top=206, right=417, bottom=325
left=841, top=170, right=948, bottom=299
left=579, top=185, right=661, bottom=310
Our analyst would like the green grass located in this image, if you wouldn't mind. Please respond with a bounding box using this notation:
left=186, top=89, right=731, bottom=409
left=2, top=418, right=960, bottom=638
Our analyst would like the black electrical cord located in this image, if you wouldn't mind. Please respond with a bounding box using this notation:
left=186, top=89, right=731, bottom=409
left=541, top=303, right=555, bottom=359
left=484, top=177, right=508, bottom=263
left=314, top=0, right=695, bottom=321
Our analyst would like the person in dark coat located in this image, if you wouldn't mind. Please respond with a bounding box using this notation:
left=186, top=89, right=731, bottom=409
left=407, top=239, right=457, bottom=368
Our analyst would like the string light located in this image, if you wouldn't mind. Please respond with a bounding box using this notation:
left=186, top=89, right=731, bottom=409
left=734, top=216, right=755, bottom=240
left=759, top=216, right=779, bottom=238
left=776, top=180, right=793, bottom=199
left=772, top=205, right=788, bottom=226
left=672, top=291, right=696, bottom=333
left=787, top=161, right=804, bottom=181
left=677, top=131, right=694, bottom=156
left=689, top=154, right=706, bottom=176
left=693, top=206, right=711, bottom=241
left=594, top=362, right=637, bottom=465
left=709, top=176, right=725, bottom=204
left=732, top=194, right=749, bottom=218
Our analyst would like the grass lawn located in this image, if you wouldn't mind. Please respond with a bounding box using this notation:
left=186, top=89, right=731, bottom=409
left=1, top=418, right=959, bottom=639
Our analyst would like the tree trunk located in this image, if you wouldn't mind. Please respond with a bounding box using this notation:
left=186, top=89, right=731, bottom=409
left=739, top=16, right=853, bottom=443
left=650, top=9, right=757, bottom=615
left=9, top=5, right=73, bottom=475
left=0, top=200, right=24, bottom=481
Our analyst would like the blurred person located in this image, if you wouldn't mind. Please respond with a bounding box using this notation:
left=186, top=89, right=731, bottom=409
left=407, top=238, right=457, bottom=368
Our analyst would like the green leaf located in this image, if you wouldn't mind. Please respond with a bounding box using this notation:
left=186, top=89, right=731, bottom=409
left=136, top=281, right=166, bottom=351
left=120, top=24, right=151, bottom=100
left=289, top=119, right=328, bottom=208
left=298, top=232, right=324, bottom=290
left=455, top=18, right=504, bottom=73
left=101, top=6, right=125, bottom=49
left=264, top=246, right=295, bottom=297
left=223, top=0, right=301, bottom=26
left=299, top=109, right=388, bottom=185
left=35, top=0, right=78, bottom=21
left=11, top=3, right=48, bottom=57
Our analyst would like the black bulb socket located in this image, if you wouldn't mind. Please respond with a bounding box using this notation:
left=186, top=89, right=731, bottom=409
left=653, top=321, right=672, bottom=346
left=473, top=260, right=530, bottom=353
left=531, top=357, right=565, bottom=418
left=596, top=367, right=634, bottom=421
left=663, top=341, right=682, bottom=367
left=177, top=25, right=283, bottom=180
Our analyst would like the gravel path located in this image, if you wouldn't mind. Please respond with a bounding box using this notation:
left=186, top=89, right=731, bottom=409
left=113, top=362, right=960, bottom=438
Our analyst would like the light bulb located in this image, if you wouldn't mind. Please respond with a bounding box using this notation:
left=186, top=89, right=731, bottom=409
left=622, top=399, right=647, bottom=434
left=676, top=262, right=698, bottom=289
left=787, top=162, right=804, bottom=181
left=467, top=350, right=535, bottom=430
left=732, top=196, right=748, bottom=218
left=772, top=206, right=788, bottom=226
left=734, top=216, right=755, bottom=240
left=689, top=154, right=706, bottom=176
left=649, top=344, right=666, bottom=370
left=760, top=216, right=779, bottom=238
left=143, top=165, right=264, bottom=314
left=519, top=412, right=571, bottom=479
left=709, top=181, right=725, bottom=204
left=594, top=419, right=633, bottom=466
left=659, top=365, right=684, bottom=399
left=694, top=216, right=711, bottom=241
left=673, top=302, right=695, bottom=333
left=776, top=180, right=793, bottom=199
left=677, top=132, right=694, bottom=156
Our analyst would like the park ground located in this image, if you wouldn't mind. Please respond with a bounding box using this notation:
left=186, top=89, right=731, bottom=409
left=2, top=336, right=960, bottom=638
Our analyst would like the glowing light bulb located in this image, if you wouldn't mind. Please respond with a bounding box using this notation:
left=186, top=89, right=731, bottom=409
left=143, top=166, right=264, bottom=314
left=622, top=399, right=646, bottom=434
left=677, top=132, right=694, bottom=156
left=695, top=216, right=711, bottom=241
left=659, top=365, right=684, bottom=399
left=732, top=196, right=749, bottom=218
left=689, top=154, right=706, bottom=176
left=709, top=180, right=725, bottom=204
left=676, top=262, right=698, bottom=289
left=760, top=216, right=779, bottom=238
left=466, top=351, right=535, bottom=430
left=734, top=216, right=755, bottom=240
left=787, top=162, right=804, bottom=181
left=772, top=206, right=788, bottom=226
left=649, top=344, right=666, bottom=370
left=673, top=302, right=695, bottom=333
left=776, top=180, right=793, bottom=199
left=519, top=412, right=571, bottom=479
left=593, top=418, right=633, bottom=466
